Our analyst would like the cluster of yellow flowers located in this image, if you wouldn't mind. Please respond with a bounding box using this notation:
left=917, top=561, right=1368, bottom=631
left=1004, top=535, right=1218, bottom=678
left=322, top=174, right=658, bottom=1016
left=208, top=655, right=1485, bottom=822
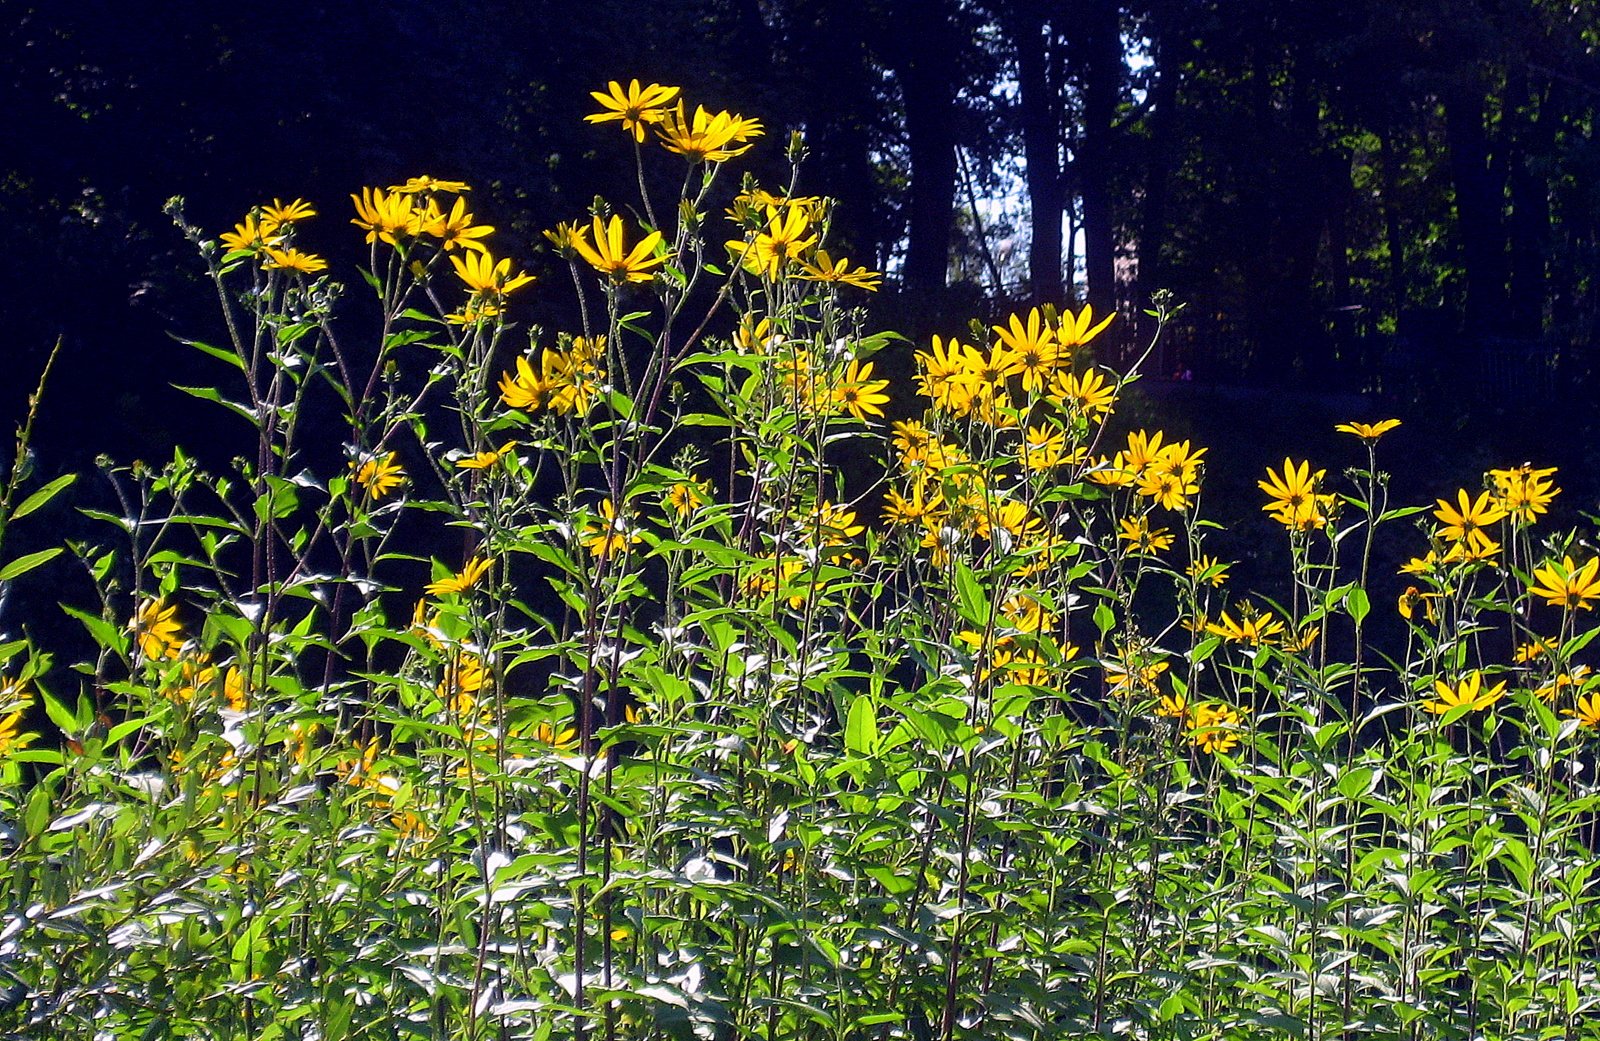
left=131, top=599, right=248, bottom=711
left=499, top=336, right=608, bottom=418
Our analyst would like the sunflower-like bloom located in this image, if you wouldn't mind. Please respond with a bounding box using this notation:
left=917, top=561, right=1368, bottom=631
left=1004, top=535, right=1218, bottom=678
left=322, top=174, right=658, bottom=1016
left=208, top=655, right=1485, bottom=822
left=727, top=205, right=816, bottom=279
left=263, top=198, right=317, bottom=225
left=354, top=451, right=405, bottom=499
left=1056, top=303, right=1116, bottom=348
left=420, top=196, right=494, bottom=253
left=832, top=359, right=890, bottom=421
left=351, top=187, right=421, bottom=246
left=655, top=102, right=763, bottom=162
left=456, top=442, right=516, bottom=470
left=134, top=599, right=184, bottom=660
left=426, top=556, right=493, bottom=596
left=1048, top=368, right=1117, bottom=418
left=1122, top=430, right=1167, bottom=476
left=0, top=689, right=35, bottom=758
left=883, top=480, right=945, bottom=527
left=220, top=213, right=284, bottom=252
left=1397, top=586, right=1439, bottom=622
left=914, top=335, right=983, bottom=414
left=1489, top=463, right=1559, bottom=525
left=582, top=498, right=641, bottom=559
left=543, top=221, right=590, bottom=260
left=451, top=251, right=535, bottom=297
left=1529, top=556, right=1600, bottom=610
left=1536, top=668, right=1591, bottom=703
left=572, top=214, right=665, bottom=283
left=262, top=247, right=328, bottom=274
left=666, top=478, right=713, bottom=518
left=586, top=80, right=682, bottom=142
left=1118, top=516, right=1173, bottom=555
left=993, top=308, right=1060, bottom=392
left=1423, top=671, right=1506, bottom=715
left=797, top=250, right=881, bottom=290
left=1187, top=555, right=1230, bottom=587
left=1187, top=702, right=1244, bottom=754
left=1433, top=489, right=1506, bottom=543
left=1020, top=425, right=1068, bottom=471
left=1138, top=441, right=1206, bottom=511
left=1206, top=610, right=1285, bottom=646
left=1335, top=418, right=1401, bottom=442
left=1260, top=458, right=1327, bottom=530
left=526, top=720, right=580, bottom=750
left=390, top=175, right=470, bottom=195
left=1567, top=692, right=1600, bottom=729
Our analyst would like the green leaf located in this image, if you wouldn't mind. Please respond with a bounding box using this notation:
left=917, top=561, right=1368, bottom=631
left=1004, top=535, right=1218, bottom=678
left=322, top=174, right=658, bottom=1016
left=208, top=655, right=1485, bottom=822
left=1347, top=587, right=1370, bottom=625
left=0, top=546, right=62, bottom=582
left=175, top=336, right=246, bottom=373
left=953, top=560, right=988, bottom=625
left=845, top=695, right=879, bottom=757
left=11, top=474, right=76, bottom=521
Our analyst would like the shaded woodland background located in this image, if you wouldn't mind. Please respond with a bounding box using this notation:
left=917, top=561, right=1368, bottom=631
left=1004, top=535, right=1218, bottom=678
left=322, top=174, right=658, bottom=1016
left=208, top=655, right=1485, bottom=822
left=4, top=0, right=1600, bottom=504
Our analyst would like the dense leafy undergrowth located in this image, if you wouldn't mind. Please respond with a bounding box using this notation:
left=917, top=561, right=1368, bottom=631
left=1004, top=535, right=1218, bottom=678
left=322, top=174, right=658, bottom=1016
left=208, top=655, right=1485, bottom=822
left=3, top=83, right=1600, bottom=1041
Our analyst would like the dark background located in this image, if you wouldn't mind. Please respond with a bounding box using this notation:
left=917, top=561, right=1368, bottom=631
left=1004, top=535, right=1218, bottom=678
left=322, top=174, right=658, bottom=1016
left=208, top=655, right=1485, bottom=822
left=3, top=0, right=1599, bottom=605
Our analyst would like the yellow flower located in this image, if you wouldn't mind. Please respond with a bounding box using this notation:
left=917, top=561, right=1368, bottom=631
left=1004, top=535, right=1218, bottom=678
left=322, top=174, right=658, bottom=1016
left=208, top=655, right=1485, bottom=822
left=1567, top=692, right=1600, bottom=728
left=543, top=220, right=590, bottom=260
left=914, top=335, right=982, bottom=414
left=1423, top=671, right=1506, bottom=715
left=390, top=176, right=470, bottom=195
left=883, top=480, right=945, bottom=527
left=1335, top=418, right=1401, bottom=442
left=582, top=498, right=641, bottom=559
left=726, top=205, right=816, bottom=279
left=1529, top=556, right=1600, bottom=610
left=1187, top=555, right=1229, bottom=587
left=999, top=593, right=1056, bottom=634
left=528, top=720, right=579, bottom=750
left=354, top=451, right=405, bottom=499
left=426, top=556, right=493, bottom=596
left=446, top=301, right=503, bottom=326
left=0, top=683, right=35, bottom=758
left=1433, top=489, right=1506, bottom=543
left=134, top=599, right=184, bottom=660
left=1020, top=425, right=1068, bottom=471
left=1442, top=528, right=1501, bottom=564
left=1259, top=458, right=1326, bottom=531
left=1537, top=667, right=1592, bottom=702
left=438, top=654, right=488, bottom=703
left=1086, top=453, right=1137, bottom=488
left=572, top=214, right=665, bottom=283
left=456, top=442, right=516, bottom=469
left=1155, top=691, right=1190, bottom=721
left=451, top=250, right=535, bottom=297
left=1397, top=586, right=1439, bottom=622
left=1105, top=655, right=1168, bottom=697
left=654, top=102, right=763, bottom=162
left=1206, top=609, right=1285, bottom=646
left=262, top=198, right=317, bottom=225
left=1187, top=702, right=1244, bottom=754
left=220, top=213, right=284, bottom=252
left=1122, top=430, right=1167, bottom=476
left=1048, top=368, right=1117, bottom=418
left=992, top=308, right=1059, bottom=392
left=1489, top=463, right=1559, bottom=524
left=832, top=359, right=890, bottom=421
left=1118, top=516, right=1173, bottom=555
left=1516, top=637, right=1557, bottom=663
left=419, top=196, right=494, bottom=253
left=797, top=250, right=881, bottom=290
left=666, top=478, right=713, bottom=518
left=1055, top=303, right=1116, bottom=348
left=586, top=80, right=682, bottom=142
left=351, top=187, right=421, bottom=246
left=262, top=247, right=328, bottom=274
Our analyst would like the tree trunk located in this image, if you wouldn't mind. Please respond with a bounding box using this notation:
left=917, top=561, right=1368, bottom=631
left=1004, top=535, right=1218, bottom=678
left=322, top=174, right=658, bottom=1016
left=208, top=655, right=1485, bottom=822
left=1074, top=0, right=1122, bottom=316
left=891, top=0, right=959, bottom=294
left=1010, top=0, right=1063, bottom=304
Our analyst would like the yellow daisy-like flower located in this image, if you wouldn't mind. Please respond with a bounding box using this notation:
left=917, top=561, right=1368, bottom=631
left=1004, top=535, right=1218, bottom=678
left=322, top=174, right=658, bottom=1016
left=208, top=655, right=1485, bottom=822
left=572, top=214, right=665, bottom=284
left=1528, top=556, right=1600, bottom=610
left=797, top=250, right=881, bottom=291
left=586, top=80, right=682, bottom=143
left=1259, top=458, right=1326, bottom=531
left=456, top=442, right=516, bottom=470
left=451, top=250, right=536, bottom=297
left=542, top=220, right=590, bottom=260
left=582, top=498, right=641, bottom=559
left=914, top=335, right=982, bottom=414
left=1515, top=637, right=1558, bottom=663
left=1187, top=555, right=1229, bottom=587
left=351, top=187, right=421, bottom=246
left=1567, top=692, right=1600, bottom=729
left=1206, top=609, right=1285, bottom=646
left=1048, top=367, right=1117, bottom=418
left=1055, top=303, right=1116, bottom=348
left=220, top=213, right=284, bottom=252
left=1118, top=516, right=1173, bottom=555
left=390, top=176, right=470, bottom=195
left=832, top=359, right=890, bottom=421
left=1105, top=655, right=1168, bottom=697
left=992, top=308, right=1060, bottom=392
left=528, top=720, right=580, bottom=750
left=419, top=196, right=494, bottom=254
left=426, top=556, right=493, bottom=597
left=1489, top=463, right=1559, bottom=524
left=666, top=478, right=713, bottom=518
left=134, top=599, right=184, bottom=660
left=1423, top=671, right=1506, bottom=715
left=262, top=198, right=317, bottom=225
left=0, top=690, right=35, bottom=758
left=1335, top=418, right=1401, bottom=442
left=1155, top=691, right=1190, bottom=722
left=354, top=451, right=405, bottom=499
left=654, top=102, right=763, bottom=162
left=1187, top=702, right=1244, bottom=754
left=1536, top=668, right=1591, bottom=703
left=1397, top=586, right=1439, bottom=622
left=727, top=205, right=817, bottom=279
left=1433, top=489, right=1506, bottom=543
left=262, top=247, right=328, bottom=274
left=883, top=480, right=945, bottom=527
